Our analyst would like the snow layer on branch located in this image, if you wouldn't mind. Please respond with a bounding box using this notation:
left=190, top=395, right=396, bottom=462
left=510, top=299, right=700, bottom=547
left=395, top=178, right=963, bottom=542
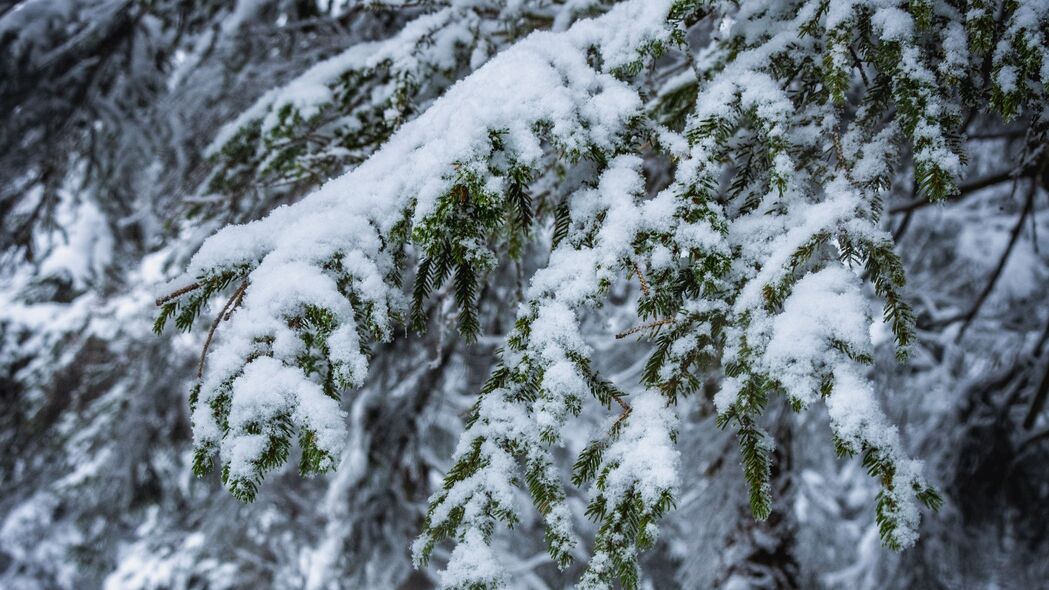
left=31, top=189, right=113, bottom=289
left=186, top=4, right=677, bottom=497
left=598, top=390, right=680, bottom=508
left=206, top=7, right=465, bottom=154
left=416, top=143, right=702, bottom=585
left=178, top=1, right=676, bottom=580
left=527, top=155, right=651, bottom=303
left=827, top=367, right=927, bottom=549
left=686, top=0, right=947, bottom=556
left=763, top=267, right=873, bottom=407
left=523, top=156, right=650, bottom=433
left=732, top=178, right=860, bottom=311
left=439, top=529, right=505, bottom=589
left=188, top=0, right=674, bottom=278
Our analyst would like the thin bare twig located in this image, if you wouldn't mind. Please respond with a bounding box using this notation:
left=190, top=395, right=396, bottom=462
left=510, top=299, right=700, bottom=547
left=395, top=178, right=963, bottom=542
left=609, top=393, right=633, bottom=432
left=198, top=279, right=250, bottom=379
left=632, top=261, right=651, bottom=297
left=1035, top=319, right=1049, bottom=359
left=893, top=209, right=914, bottom=242
left=223, top=280, right=249, bottom=321
left=155, top=282, right=200, bottom=306
left=615, top=318, right=674, bottom=340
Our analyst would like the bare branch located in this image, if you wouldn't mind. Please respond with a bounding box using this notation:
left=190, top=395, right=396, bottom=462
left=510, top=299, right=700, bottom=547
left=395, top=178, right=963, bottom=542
left=951, top=179, right=1037, bottom=340
left=198, top=279, right=250, bottom=379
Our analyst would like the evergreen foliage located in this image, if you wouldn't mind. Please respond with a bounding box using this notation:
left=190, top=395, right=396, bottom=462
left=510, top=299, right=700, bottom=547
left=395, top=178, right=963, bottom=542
left=149, top=0, right=1049, bottom=585
left=3, top=0, right=1048, bottom=588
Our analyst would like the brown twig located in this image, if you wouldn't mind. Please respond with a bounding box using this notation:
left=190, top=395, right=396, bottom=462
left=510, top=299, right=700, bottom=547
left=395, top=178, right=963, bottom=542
left=223, top=280, right=249, bottom=321
left=610, top=393, right=633, bottom=432
left=197, top=279, right=249, bottom=379
left=632, top=261, right=651, bottom=297
left=831, top=130, right=848, bottom=174
left=615, top=318, right=674, bottom=340
left=156, top=281, right=201, bottom=307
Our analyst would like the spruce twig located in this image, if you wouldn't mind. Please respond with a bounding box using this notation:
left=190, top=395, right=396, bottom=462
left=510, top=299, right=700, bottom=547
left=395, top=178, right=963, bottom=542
left=223, top=280, right=249, bottom=321
left=198, top=278, right=250, bottom=379
left=632, top=260, right=651, bottom=296
left=156, top=281, right=201, bottom=306
left=609, top=390, right=633, bottom=434
left=615, top=318, right=674, bottom=340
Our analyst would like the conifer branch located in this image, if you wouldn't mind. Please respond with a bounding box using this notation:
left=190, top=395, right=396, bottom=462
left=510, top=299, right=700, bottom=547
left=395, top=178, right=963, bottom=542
left=148, top=0, right=1021, bottom=576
